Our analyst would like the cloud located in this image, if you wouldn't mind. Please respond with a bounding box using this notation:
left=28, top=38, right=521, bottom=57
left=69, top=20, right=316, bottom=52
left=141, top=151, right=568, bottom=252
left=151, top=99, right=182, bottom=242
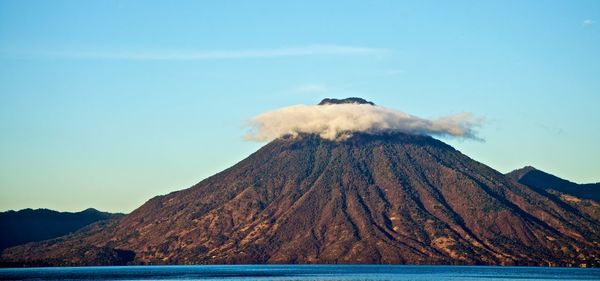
left=583, top=19, right=595, bottom=26
left=245, top=103, right=482, bottom=141
left=47, top=45, right=389, bottom=60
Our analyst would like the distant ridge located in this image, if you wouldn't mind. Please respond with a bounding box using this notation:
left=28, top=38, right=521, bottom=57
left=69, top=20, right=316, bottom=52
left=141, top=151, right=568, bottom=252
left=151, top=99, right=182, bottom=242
left=507, top=166, right=600, bottom=202
left=0, top=208, right=122, bottom=252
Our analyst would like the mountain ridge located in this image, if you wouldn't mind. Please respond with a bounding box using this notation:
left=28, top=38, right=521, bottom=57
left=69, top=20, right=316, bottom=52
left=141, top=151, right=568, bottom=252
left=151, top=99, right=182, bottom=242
left=507, top=166, right=600, bottom=202
left=0, top=208, right=122, bottom=253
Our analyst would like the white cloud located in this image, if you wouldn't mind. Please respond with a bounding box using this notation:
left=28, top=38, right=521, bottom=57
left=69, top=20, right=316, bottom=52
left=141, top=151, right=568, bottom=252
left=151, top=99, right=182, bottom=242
left=583, top=19, right=595, bottom=26
left=50, top=45, right=389, bottom=60
left=245, top=103, right=482, bottom=141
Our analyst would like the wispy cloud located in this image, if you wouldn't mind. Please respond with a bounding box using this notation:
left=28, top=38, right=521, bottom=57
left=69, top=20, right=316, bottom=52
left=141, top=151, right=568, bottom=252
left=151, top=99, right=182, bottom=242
left=288, top=83, right=366, bottom=98
left=383, top=69, right=405, bottom=76
left=291, top=83, right=330, bottom=94
left=43, top=45, right=389, bottom=60
left=582, top=19, right=595, bottom=26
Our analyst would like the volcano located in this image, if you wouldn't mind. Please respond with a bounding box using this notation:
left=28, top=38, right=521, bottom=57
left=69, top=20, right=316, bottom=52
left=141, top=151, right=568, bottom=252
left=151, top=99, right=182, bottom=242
left=2, top=101, right=600, bottom=267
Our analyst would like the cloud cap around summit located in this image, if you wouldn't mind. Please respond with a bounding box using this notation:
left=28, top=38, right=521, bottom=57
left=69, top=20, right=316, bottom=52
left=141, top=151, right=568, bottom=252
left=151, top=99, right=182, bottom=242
left=245, top=98, right=483, bottom=141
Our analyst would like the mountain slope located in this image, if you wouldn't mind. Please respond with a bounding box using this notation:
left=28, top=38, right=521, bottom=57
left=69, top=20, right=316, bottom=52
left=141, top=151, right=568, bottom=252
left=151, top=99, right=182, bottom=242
left=2, top=133, right=600, bottom=267
left=0, top=208, right=121, bottom=252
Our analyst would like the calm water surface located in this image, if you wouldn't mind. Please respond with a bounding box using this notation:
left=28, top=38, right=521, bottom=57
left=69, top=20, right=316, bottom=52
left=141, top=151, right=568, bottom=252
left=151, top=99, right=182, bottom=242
left=1, top=265, right=599, bottom=281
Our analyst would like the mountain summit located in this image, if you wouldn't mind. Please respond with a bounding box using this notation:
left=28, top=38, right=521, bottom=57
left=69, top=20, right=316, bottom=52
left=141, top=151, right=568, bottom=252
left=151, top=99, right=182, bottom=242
left=318, top=97, right=375, bottom=106
left=3, top=132, right=599, bottom=267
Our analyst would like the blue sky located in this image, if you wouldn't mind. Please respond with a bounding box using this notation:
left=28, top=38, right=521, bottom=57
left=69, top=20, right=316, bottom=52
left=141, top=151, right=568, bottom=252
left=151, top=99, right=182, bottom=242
left=1, top=0, right=599, bottom=212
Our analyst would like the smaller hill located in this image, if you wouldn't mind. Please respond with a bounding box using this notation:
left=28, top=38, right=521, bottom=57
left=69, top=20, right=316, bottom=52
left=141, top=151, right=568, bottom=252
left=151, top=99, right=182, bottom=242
left=507, top=166, right=600, bottom=202
left=0, top=208, right=122, bottom=252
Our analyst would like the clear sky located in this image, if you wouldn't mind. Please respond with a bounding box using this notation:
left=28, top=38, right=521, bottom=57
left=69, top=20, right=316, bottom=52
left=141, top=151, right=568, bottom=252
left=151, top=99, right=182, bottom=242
left=1, top=0, right=599, bottom=213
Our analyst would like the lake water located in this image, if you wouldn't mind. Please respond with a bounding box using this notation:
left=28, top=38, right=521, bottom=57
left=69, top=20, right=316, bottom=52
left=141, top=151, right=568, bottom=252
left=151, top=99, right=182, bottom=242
left=1, top=265, right=599, bottom=281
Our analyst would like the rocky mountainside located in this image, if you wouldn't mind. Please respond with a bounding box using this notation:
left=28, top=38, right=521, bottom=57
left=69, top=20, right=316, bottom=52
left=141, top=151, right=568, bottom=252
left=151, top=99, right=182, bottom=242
left=0, top=208, right=121, bottom=252
left=2, top=133, right=600, bottom=267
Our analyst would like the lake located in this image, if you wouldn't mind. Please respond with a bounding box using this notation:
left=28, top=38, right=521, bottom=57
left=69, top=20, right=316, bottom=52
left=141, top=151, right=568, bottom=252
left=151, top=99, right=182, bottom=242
left=1, top=265, right=599, bottom=281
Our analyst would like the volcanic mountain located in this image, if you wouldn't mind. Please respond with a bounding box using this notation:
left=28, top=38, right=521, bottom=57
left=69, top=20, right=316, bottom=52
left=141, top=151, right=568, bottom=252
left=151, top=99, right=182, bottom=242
left=2, top=101, right=600, bottom=267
